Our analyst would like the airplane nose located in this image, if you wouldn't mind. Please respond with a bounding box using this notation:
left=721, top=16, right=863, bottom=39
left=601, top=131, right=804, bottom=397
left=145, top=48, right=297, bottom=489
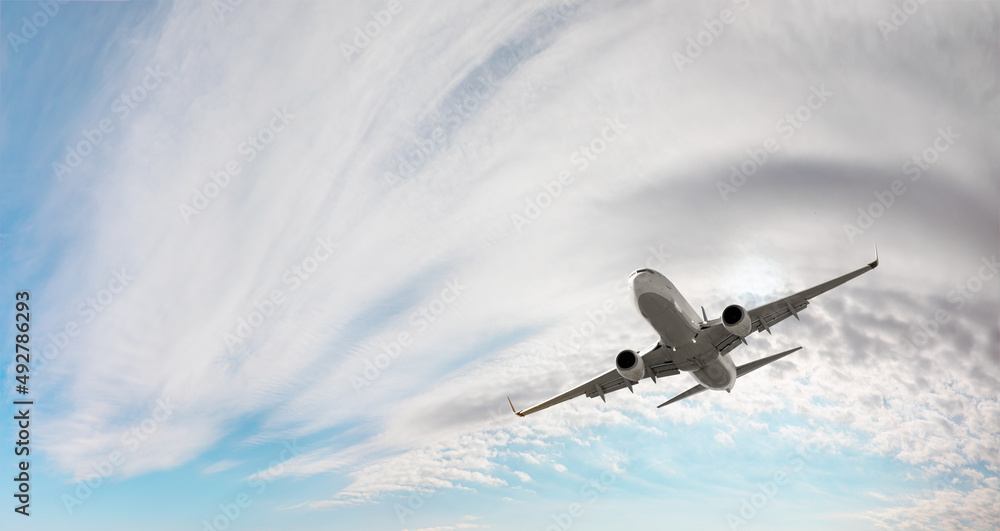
left=629, top=268, right=652, bottom=280
left=628, top=268, right=656, bottom=290
left=628, top=271, right=645, bottom=293
left=628, top=269, right=659, bottom=305
left=629, top=268, right=671, bottom=309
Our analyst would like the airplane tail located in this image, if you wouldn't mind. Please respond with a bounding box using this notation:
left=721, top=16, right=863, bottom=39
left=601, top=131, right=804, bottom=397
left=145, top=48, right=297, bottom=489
left=657, top=346, right=802, bottom=408
left=735, top=346, right=802, bottom=378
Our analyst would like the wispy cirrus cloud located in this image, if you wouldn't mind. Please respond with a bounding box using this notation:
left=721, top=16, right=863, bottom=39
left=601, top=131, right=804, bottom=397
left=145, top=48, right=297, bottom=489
left=1, top=1, right=996, bottom=530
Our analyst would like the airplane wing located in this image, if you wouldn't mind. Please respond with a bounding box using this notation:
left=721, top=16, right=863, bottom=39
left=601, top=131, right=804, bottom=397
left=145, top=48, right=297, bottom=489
left=509, top=340, right=680, bottom=416
left=706, top=244, right=879, bottom=356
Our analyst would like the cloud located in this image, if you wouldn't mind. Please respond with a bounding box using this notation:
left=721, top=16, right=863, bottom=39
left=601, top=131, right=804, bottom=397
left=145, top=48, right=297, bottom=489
left=405, top=519, right=487, bottom=531
left=202, top=459, right=242, bottom=475
left=9, top=0, right=997, bottom=529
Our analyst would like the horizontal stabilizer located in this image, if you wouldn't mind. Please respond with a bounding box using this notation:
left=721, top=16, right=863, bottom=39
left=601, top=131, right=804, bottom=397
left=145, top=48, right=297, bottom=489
left=656, top=383, right=708, bottom=408
left=735, top=346, right=802, bottom=378
left=657, top=347, right=802, bottom=408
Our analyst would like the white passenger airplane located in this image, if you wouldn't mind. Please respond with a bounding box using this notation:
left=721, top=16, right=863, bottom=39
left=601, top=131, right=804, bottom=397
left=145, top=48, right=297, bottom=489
left=508, top=245, right=878, bottom=415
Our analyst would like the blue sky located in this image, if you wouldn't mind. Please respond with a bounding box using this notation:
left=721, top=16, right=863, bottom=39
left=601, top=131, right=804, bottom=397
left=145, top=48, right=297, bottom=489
left=1, top=1, right=998, bottom=530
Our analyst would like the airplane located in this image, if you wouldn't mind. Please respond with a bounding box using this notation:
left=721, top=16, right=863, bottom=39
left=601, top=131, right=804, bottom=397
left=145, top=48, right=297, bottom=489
left=508, top=244, right=878, bottom=415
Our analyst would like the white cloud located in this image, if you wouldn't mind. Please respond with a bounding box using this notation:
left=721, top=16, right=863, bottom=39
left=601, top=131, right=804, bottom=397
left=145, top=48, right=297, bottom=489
left=202, top=459, right=242, bottom=474
left=714, top=431, right=735, bottom=447
left=19, top=1, right=998, bottom=529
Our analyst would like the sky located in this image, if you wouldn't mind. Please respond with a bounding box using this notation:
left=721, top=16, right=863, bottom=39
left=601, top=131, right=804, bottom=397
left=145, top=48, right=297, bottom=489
left=0, top=1, right=998, bottom=530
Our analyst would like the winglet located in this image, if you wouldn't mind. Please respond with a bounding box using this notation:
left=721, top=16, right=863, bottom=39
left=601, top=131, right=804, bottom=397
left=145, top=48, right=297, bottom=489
left=869, top=241, right=879, bottom=269
left=701, top=305, right=708, bottom=322
left=507, top=396, right=524, bottom=417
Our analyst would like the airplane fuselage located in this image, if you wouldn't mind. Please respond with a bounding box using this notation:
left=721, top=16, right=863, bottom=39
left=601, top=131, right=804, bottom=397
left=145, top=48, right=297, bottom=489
left=628, top=269, right=737, bottom=391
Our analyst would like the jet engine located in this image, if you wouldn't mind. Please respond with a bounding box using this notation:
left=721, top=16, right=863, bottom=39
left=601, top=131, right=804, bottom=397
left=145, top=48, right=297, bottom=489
left=615, top=349, right=645, bottom=381
left=722, top=304, right=752, bottom=337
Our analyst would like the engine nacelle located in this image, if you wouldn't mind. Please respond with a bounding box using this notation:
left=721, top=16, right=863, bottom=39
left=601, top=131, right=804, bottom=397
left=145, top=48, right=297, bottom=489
left=615, top=349, right=645, bottom=381
left=722, top=304, right=752, bottom=337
